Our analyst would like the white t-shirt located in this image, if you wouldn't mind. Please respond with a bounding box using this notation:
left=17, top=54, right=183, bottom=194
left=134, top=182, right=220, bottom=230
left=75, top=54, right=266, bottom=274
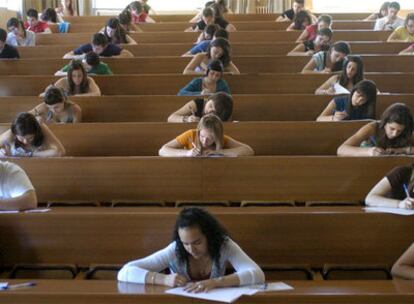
left=0, top=161, right=34, bottom=199
left=374, top=16, right=404, bottom=31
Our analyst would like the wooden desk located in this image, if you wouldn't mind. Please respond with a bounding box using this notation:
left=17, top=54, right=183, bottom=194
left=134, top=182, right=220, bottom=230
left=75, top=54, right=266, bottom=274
left=0, top=280, right=413, bottom=303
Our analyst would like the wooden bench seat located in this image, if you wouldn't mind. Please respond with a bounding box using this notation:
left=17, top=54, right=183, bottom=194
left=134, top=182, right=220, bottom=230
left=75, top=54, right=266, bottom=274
left=0, top=121, right=366, bottom=156
left=0, top=94, right=412, bottom=123
left=2, top=73, right=414, bottom=96
left=0, top=206, right=413, bottom=268
left=35, top=30, right=391, bottom=45
left=17, top=42, right=410, bottom=59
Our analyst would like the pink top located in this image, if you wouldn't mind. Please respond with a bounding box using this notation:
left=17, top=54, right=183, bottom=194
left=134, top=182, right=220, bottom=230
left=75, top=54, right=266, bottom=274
left=305, top=24, right=318, bottom=41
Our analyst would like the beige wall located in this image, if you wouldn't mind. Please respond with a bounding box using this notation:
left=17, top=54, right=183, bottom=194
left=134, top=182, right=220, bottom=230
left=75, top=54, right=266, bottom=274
left=0, top=8, right=17, bottom=29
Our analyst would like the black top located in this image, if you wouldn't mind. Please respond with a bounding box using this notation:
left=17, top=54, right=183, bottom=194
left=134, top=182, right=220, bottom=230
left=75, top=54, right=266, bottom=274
left=386, top=166, right=414, bottom=200
left=193, top=17, right=229, bottom=31
left=193, top=98, right=205, bottom=118
left=0, top=44, right=20, bottom=59
left=74, top=43, right=122, bottom=57
left=282, top=8, right=295, bottom=20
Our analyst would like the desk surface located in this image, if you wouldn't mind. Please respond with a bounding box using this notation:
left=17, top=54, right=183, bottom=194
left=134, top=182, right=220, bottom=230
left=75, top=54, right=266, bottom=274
left=0, top=280, right=413, bottom=304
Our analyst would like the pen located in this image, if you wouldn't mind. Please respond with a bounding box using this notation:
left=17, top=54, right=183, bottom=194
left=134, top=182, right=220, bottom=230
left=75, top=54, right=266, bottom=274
left=7, top=282, right=36, bottom=289
left=262, top=283, right=268, bottom=290
left=403, top=184, right=411, bottom=198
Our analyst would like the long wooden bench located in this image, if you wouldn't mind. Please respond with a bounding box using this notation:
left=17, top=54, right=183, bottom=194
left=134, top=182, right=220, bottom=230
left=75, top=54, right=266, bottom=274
left=0, top=121, right=366, bottom=156
left=0, top=206, right=413, bottom=268
left=56, top=21, right=376, bottom=33
left=0, top=94, right=412, bottom=123
left=2, top=157, right=411, bottom=202
left=35, top=30, right=392, bottom=45
left=4, top=55, right=414, bottom=75
left=1, top=280, right=412, bottom=304
left=17, top=42, right=410, bottom=59
left=3, top=74, right=414, bottom=96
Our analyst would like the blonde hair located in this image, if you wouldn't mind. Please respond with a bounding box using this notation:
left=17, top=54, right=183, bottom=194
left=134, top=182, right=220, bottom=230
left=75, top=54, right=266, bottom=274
left=195, top=114, right=224, bottom=151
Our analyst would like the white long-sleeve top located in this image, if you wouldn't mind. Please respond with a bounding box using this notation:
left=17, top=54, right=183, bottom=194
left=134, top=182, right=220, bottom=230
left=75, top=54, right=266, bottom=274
left=117, top=238, right=265, bottom=286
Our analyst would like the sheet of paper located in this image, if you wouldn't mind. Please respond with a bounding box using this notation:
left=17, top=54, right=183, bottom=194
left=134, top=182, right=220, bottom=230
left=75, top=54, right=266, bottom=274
left=248, top=282, right=294, bottom=292
left=0, top=211, right=19, bottom=214
left=333, top=83, right=350, bottom=95
left=0, top=282, right=9, bottom=290
left=25, top=208, right=51, bottom=213
left=166, top=286, right=258, bottom=303
left=364, top=207, right=414, bottom=216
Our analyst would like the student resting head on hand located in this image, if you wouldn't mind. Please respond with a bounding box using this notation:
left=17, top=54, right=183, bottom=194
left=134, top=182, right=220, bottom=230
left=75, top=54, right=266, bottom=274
left=337, top=103, right=414, bottom=156
left=159, top=114, right=253, bottom=157
left=118, top=207, right=264, bottom=291
left=0, top=112, right=65, bottom=158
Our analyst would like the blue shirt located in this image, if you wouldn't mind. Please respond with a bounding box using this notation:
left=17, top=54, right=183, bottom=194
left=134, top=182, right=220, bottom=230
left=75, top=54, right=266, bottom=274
left=190, top=40, right=211, bottom=55
left=177, top=77, right=231, bottom=96
left=73, top=43, right=122, bottom=57
left=334, top=96, right=371, bottom=121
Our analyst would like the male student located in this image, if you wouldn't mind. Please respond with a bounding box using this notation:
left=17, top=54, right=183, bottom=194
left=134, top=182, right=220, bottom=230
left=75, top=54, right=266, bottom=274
left=0, top=161, right=37, bottom=211
left=0, top=28, right=19, bottom=59
left=63, top=33, right=133, bottom=59
left=24, top=8, right=51, bottom=33
left=374, top=1, right=404, bottom=31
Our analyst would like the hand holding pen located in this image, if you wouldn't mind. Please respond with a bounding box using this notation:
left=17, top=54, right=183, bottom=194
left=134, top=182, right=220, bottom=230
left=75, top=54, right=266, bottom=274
left=399, top=184, right=414, bottom=209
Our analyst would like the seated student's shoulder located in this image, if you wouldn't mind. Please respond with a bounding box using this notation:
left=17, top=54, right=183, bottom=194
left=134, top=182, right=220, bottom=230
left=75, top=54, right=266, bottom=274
left=74, top=43, right=93, bottom=54
left=282, top=8, right=295, bottom=20
left=102, top=43, right=122, bottom=57
left=0, top=44, right=19, bottom=59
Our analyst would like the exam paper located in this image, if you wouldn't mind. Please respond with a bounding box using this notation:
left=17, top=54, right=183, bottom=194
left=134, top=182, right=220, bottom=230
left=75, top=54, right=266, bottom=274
left=0, top=282, right=9, bottom=290
left=333, top=83, right=350, bottom=95
left=364, top=207, right=414, bottom=216
left=166, top=286, right=258, bottom=303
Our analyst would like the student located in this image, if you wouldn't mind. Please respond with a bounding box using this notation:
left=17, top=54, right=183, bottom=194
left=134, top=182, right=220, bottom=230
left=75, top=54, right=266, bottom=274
left=118, top=207, right=263, bottom=288
left=315, top=55, right=364, bottom=95
left=366, top=164, right=414, bottom=210
left=276, top=0, right=305, bottom=22
left=337, top=103, right=414, bottom=156
left=24, top=9, right=51, bottom=33
left=296, top=14, right=332, bottom=43
left=168, top=92, right=233, bottom=122
left=42, top=60, right=101, bottom=97
left=0, top=113, right=65, bottom=157
left=41, top=8, right=59, bottom=24
left=6, top=18, right=35, bottom=47
left=364, top=2, right=390, bottom=21
left=29, top=85, right=82, bottom=124
left=392, top=243, right=414, bottom=278
left=317, top=80, right=377, bottom=121
left=100, top=18, right=137, bottom=45
left=127, top=1, right=148, bottom=23
left=0, top=161, right=37, bottom=211
left=118, top=10, right=141, bottom=33
left=56, top=0, right=77, bottom=18
left=288, top=28, right=332, bottom=56
left=286, top=10, right=312, bottom=31
left=56, top=51, right=113, bottom=76
left=178, top=60, right=231, bottom=96
left=184, top=28, right=228, bottom=57
left=183, top=38, right=239, bottom=75
left=196, top=24, right=219, bottom=44
left=387, top=13, right=414, bottom=42
left=0, top=28, right=20, bottom=59
left=159, top=114, right=254, bottom=157
left=189, top=0, right=232, bottom=24
left=63, top=33, right=133, bottom=59
left=302, top=41, right=351, bottom=74
left=374, top=1, right=404, bottom=31
left=188, top=5, right=235, bottom=33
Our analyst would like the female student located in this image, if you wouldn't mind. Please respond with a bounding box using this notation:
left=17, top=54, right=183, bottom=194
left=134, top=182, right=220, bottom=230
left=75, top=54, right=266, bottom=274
left=41, top=8, right=59, bottom=24
left=6, top=18, right=35, bottom=47
left=387, top=13, right=414, bottom=42
left=159, top=114, right=253, bottom=157
left=301, top=41, right=351, bottom=74
left=189, top=1, right=233, bottom=27
left=178, top=60, right=231, bottom=96
left=316, top=80, right=377, bottom=121
left=286, top=10, right=312, bottom=31
left=100, top=18, right=137, bottom=45
left=56, top=0, right=77, bottom=18
left=42, top=61, right=101, bottom=97
left=392, top=243, right=414, bottom=279
left=296, top=14, right=332, bottom=42
left=168, top=92, right=233, bottom=123
left=118, top=10, right=141, bottom=33
left=0, top=113, right=65, bottom=157
left=364, top=2, right=390, bottom=21
left=315, top=56, right=364, bottom=95
left=337, top=103, right=414, bottom=156
left=29, top=85, right=82, bottom=124
left=288, top=28, right=332, bottom=56
left=183, top=38, right=239, bottom=75
left=118, top=207, right=264, bottom=290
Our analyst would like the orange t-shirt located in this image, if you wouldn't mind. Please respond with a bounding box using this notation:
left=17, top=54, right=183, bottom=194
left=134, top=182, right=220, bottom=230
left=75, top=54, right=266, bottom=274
left=176, top=129, right=230, bottom=150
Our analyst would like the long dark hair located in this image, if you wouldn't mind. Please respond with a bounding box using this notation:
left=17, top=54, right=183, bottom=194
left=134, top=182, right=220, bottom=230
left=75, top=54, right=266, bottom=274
left=339, top=56, right=364, bottom=87
left=325, top=41, right=351, bottom=72
left=11, top=113, right=44, bottom=148
left=7, top=18, right=26, bottom=38
left=207, top=37, right=231, bottom=67
left=376, top=103, right=414, bottom=149
left=104, top=18, right=127, bottom=44
left=41, top=8, right=58, bottom=23
left=292, top=10, right=312, bottom=30
left=173, top=207, right=228, bottom=265
left=345, top=80, right=377, bottom=120
left=67, top=60, right=89, bottom=95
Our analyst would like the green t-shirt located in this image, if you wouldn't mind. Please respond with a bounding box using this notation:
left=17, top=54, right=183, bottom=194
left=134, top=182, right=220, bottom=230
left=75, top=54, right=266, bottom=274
left=61, top=62, right=113, bottom=75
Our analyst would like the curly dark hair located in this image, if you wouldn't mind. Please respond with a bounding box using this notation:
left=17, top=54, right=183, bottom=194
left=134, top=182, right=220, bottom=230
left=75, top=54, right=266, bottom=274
left=173, top=207, right=228, bottom=265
